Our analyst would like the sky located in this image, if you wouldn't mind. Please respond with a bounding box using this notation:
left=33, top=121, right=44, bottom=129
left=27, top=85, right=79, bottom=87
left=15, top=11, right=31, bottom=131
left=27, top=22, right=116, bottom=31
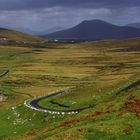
left=0, top=0, right=140, bottom=32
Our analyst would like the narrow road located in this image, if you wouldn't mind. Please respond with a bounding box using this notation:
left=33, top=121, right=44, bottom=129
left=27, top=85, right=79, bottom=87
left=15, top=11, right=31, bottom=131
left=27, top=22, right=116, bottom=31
left=25, top=88, right=89, bottom=115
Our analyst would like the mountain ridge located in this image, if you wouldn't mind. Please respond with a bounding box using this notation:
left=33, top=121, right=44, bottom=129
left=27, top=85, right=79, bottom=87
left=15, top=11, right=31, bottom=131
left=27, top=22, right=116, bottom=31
left=127, top=22, right=140, bottom=29
left=44, top=19, right=140, bottom=40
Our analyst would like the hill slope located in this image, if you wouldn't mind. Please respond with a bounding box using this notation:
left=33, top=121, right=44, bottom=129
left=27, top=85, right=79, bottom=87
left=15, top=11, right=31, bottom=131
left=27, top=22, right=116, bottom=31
left=127, top=23, right=140, bottom=29
left=44, top=20, right=140, bottom=40
left=0, top=38, right=140, bottom=139
left=0, top=27, right=44, bottom=42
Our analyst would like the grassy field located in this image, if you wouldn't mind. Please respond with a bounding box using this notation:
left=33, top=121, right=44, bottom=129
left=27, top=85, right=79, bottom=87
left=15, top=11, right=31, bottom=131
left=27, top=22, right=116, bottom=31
left=0, top=38, right=140, bottom=140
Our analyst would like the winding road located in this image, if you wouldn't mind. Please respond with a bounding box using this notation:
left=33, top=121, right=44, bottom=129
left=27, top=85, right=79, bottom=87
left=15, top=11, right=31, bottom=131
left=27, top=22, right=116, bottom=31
left=25, top=77, right=140, bottom=115
left=24, top=88, right=89, bottom=115
left=0, top=69, right=88, bottom=115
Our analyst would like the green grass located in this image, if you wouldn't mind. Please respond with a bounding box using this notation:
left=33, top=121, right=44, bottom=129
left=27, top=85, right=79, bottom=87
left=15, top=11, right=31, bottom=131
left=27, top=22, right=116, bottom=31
left=0, top=104, right=69, bottom=138
left=0, top=38, right=140, bottom=139
left=38, top=76, right=140, bottom=112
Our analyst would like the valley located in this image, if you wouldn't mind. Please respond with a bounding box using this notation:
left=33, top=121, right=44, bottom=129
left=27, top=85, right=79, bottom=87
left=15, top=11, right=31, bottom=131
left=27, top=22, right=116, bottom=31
left=0, top=38, right=140, bottom=139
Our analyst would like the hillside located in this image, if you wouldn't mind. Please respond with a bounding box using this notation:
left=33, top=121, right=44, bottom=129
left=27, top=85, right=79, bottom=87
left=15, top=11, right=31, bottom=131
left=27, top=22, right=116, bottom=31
left=0, top=27, right=44, bottom=42
left=44, top=20, right=140, bottom=40
left=0, top=38, right=140, bottom=139
left=127, top=23, right=140, bottom=29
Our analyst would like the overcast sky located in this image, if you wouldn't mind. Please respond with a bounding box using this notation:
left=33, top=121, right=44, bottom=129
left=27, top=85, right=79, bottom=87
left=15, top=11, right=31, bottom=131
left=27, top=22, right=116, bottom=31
left=0, top=0, right=140, bottom=31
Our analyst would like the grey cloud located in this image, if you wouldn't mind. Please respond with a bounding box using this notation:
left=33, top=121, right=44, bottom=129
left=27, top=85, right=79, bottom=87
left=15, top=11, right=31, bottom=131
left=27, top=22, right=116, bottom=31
left=0, top=0, right=140, bottom=11
left=0, top=0, right=140, bottom=32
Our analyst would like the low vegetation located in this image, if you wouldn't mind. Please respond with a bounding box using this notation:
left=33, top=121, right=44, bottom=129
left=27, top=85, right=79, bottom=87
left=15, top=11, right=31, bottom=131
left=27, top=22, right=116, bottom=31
left=0, top=38, right=140, bottom=139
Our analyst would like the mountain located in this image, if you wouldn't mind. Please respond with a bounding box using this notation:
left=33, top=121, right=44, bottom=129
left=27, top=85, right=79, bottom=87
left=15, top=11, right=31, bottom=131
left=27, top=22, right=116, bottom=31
left=0, top=27, right=44, bottom=42
left=127, top=23, right=140, bottom=29
left=44, top=19, right=140, bottom=40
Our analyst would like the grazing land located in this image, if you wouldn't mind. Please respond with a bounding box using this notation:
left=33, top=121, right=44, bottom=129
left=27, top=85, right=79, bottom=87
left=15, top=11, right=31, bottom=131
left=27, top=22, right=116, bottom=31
left=0, top=28, right=44, bottom=42
left=0, top=38, right=140, bottom=140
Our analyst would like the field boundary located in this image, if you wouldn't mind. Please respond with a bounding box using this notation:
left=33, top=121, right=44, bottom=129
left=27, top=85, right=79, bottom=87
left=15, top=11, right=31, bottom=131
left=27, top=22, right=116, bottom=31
left=0, top=70, right=10, bottom=78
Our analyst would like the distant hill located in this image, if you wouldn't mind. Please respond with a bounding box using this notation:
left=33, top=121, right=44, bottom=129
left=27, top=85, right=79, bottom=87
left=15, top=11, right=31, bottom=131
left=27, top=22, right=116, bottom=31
left=8, top=27, right=38, bottom=35
left=7, top=26, right=65, bottom=35
left=44, top=19, right=140, bottom=40
left=127, top=23, right=140, bottom=29
left=0, top=27, right=44, bottom=42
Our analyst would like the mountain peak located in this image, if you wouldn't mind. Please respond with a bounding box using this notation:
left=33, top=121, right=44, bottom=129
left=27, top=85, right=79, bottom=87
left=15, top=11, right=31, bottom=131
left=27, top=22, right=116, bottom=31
left=77, top=19, right=115, bottom=29
left=45, top=19, right=140, bottom=41
left=81, top=19, right=108, bottom=24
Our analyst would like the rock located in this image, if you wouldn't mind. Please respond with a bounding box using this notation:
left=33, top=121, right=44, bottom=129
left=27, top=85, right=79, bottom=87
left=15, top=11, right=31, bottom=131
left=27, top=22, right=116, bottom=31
left=0, top=94, right=7, bottom=102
